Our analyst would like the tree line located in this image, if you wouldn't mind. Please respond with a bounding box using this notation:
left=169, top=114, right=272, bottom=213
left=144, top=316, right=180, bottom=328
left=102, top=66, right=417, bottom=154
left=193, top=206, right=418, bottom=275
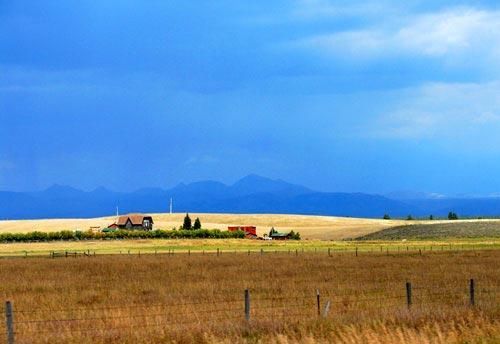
left=0, top=229, right=245, bottom=243
left=383, top=212, right=460, bottom=220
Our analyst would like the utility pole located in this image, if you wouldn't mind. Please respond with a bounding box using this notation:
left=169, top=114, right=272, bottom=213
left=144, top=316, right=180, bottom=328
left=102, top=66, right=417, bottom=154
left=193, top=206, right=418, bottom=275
left=170, top=198, right=173, bottom=214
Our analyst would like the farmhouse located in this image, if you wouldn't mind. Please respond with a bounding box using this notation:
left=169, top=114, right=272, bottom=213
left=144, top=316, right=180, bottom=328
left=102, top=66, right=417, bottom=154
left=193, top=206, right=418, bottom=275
left=228, top=226, right=258, bottom=239
left=108, top=214, right=154, bottom=231
left=269, top=231, right=293, bottom=240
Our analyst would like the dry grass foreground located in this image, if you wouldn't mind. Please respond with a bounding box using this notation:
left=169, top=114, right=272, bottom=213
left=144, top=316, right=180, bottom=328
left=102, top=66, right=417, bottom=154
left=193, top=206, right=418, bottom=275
left=1, top=213, right=499, bottom=240
left=0, top=250, right=498, bottom=343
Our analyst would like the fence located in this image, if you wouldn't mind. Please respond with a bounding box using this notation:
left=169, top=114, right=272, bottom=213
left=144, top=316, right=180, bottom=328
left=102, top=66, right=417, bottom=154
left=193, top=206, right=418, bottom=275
left=4, top=278, right=496, bottom=344
left=0, top=243, right=493, bottom=259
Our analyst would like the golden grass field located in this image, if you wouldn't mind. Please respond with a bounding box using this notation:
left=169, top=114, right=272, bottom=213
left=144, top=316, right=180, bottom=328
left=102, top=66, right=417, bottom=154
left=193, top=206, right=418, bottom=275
left=1, top=213, right=498, bottom=240
left=1, top=250, right=498, bottom=343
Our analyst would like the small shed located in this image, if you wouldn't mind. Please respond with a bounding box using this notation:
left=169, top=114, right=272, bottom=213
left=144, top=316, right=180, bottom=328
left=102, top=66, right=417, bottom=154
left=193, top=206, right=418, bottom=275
left=270, top=232, right=293, bottom=240
left=228, top=226, right=257, bottom=237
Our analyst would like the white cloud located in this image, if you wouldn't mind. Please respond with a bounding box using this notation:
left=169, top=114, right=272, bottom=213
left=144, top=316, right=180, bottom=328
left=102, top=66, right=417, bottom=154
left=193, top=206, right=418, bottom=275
left=369, top=81, right=500, bottom=139
left=296, top=7, right=500, bottom=60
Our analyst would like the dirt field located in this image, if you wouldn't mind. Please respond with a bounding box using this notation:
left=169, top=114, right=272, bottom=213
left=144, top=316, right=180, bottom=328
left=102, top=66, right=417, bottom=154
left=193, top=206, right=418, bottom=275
left=1, top=213, right=498, bottom=240
left=1, top=250, right=498, bottom=343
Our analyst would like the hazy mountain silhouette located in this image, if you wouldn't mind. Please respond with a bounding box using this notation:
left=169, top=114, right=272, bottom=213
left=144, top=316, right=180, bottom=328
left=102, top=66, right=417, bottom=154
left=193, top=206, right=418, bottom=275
left=1, top=175, right=500, bottom=219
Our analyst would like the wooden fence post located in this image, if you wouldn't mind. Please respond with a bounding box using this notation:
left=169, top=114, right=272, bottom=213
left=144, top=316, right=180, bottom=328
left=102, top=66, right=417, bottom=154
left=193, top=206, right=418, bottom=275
left=406, top=282, right=412, bottom=309
left=316, top=289, right=321, bottom=316
left=260, top=248, right=263, bottom=256
left=217, top=248, right=220, bottom=257
left=322, top=300, right=331, bottom=318
left=470, top=279, right=475, bottom=306
left=5, top=301, right=14, bottom=344
left=295, top=249, right=298, bottom=256
left=244, top=289, right=250, bottom=322
left=328, top=248, right=331, bottom=257
left=355, top=247, right=358, bottom=257
left=248, top=250, right=250, bottom=256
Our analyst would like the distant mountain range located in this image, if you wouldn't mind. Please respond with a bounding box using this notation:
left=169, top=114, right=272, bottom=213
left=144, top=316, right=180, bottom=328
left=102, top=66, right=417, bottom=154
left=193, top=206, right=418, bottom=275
left=1, top=174, right=500, bottom=219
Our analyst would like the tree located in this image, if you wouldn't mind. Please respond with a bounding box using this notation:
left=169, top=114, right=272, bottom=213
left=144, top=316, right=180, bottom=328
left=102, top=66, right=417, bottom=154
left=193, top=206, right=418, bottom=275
left=182, top=213, right=192, bottom=230
left=429, top=215, right=434, bottom=220
left=193, top=217, right=201, bottom=230
left=383, top=214, right=391, bottom=220
left=406, top=215, right=413, bottom=220
left=269, top=227, right=278, bottom=236
left=448, top=212, right=458, bottom=220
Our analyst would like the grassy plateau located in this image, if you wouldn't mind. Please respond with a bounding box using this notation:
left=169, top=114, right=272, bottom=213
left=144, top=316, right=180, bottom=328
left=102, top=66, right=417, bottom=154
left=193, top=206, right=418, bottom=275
left=0, top=214, right=499, bottom=343
left=0, top=250, right=498, bottom=343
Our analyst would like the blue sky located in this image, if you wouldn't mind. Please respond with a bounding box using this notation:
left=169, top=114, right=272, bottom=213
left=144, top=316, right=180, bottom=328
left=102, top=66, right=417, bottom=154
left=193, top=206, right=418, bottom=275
left=1, top=0, right=500, bottom=195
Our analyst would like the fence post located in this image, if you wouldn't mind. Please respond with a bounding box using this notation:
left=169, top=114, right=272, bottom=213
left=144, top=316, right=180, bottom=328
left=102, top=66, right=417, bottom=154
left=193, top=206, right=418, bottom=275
left=295, top=249, right=298, bottom=256
left=406, top=282, right=412, bottom=309
left=328, top=248, right=331, bottom=257
left=260, top=248, right=263, bottom=256
left=5, top=301, right=14, bottom=344
left=355, top=247, right=358, bottom=257
left=248, top=250, right=250, bottom=256
left=217, top=248, right=220, bottom=257
left=470, top=279, right=475, bottom=306
left=316, top=289, right=320, bottom=316
left=188, top=250, right=190, bottom=256
left=322, top=300, right=331, bottom=318
left=244, top=289, right=250, bottom=322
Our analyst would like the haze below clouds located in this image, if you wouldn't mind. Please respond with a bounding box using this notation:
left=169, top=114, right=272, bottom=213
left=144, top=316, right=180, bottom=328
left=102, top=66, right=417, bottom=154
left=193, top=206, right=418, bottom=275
left=1, top=1, right=500, bottom=195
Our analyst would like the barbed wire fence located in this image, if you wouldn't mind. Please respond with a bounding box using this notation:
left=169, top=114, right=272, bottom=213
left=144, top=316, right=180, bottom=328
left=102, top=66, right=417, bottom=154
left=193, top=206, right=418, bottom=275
left=3, top=279, right=498, bottom=344
left=0, top=242, right=494, bottom=259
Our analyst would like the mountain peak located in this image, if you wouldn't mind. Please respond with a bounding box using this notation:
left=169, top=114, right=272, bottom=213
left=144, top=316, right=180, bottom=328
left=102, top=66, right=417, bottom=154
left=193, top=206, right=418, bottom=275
left=231, top=174, right=311, bottom=196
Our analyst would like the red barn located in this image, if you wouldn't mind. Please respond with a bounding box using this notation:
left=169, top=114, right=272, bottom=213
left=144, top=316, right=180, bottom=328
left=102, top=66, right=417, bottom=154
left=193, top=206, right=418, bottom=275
left=228, top=226, right=257, bottom=238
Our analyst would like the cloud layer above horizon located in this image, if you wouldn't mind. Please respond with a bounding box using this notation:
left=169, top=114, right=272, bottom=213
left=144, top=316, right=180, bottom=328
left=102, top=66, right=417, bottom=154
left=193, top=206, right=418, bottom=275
left=1, top=0, right=500, bottom=195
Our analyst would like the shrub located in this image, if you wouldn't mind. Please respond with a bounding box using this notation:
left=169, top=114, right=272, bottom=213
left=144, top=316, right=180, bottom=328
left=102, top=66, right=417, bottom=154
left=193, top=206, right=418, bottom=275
left=0, top=228, right=244, bottom=243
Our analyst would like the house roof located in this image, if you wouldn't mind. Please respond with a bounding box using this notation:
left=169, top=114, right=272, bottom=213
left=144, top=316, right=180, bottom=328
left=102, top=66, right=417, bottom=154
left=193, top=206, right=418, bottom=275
left=116, top=214, right=153, bottom=226
left=270, top=232, right=290, bottom=237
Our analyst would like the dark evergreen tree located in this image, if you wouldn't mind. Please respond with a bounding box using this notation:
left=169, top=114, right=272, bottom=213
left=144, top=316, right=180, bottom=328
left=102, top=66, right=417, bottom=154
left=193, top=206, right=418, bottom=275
left=269, top=227, right=278, bottom=236
left=406, top=215, right=413, bottom=220
left=182, top=213, right=192, bottom=230
left=193, top=217, right=201, bottom=230
left=429, top=215, right=434, bottom=220
left=383, top=214, right=391, bottom=220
